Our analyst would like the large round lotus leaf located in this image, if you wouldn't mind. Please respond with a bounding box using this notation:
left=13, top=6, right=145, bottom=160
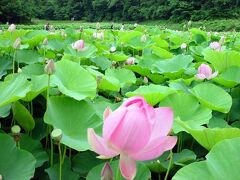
left=0, top=57, right=11, bottom=79
left=126, top=84, right=175, bottom=106
left=87, top=160, right=151, bottom=180
left=22, top=64, right=45, bottom=76
left=152, top=36, right=169, bottom=49
left=12, top=101, right=35, bottom=131
left=119, top=31, right=142, bottom=44
left=0, top=74, right=31, bottom=107
left=105, top=68, right=136, bottom=87
left=214, top=66, right=240, bottom=88
left=20, top=135, right=48, bottom=168
left=176, top=119, right=240, bottom=150
left=172, top=137, right=240, bottom=180
left=104, top=52, right=128, bottom=62
left=23, top=74, right=48, bottom=101
left=0, top=133, right=36, bottom=180
left=47, top=39, right=65, bottom=51
left=0, top=104, right=11, bottom=118
left=203, top=50, right=240, bottom=72
left=21, top=30, right=49, bottom=47
left=190, top=83, right=232, bottom=113
left=98, top=76, right=121, bottom=92
left=152, top=55, right=193, bottom=78
left=52, top=60, right=97, bottom=101
left=160, top=93, right=212, bottom=133
left=16, top=49, right=43, bottom=64
left=151, top=46, right=174, bottom=59
left=44, top=96, right=102, bottom=151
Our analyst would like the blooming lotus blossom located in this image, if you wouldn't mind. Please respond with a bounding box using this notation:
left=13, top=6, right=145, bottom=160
left=195, top=64, right=218, bottom=80
left=72, top=40, right=85, bottom=51
left=126, top=57, right=135, bottom=65
left=209, top=41, right=221, bottom=51
left=8, top=24, right=16, bottom=32
left=110, top=46, right=116, bottom=53
left=88, top=96, right=177, bottom=180
left=181, top=43, right=187, bottom=49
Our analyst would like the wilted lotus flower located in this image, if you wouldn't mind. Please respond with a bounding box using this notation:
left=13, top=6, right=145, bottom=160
left=88, top=96, right=177, bottom=180
left=72, top=40, right=85, bottom=51
left=209, top=41, right=221, bottom=51
left=8, top=24, right=16, bottom=32
left=195, top=64, right=218, bottom=80
left=181, top=43, right=187, bottom=49
left=13, top=37, right=21, bottom=49
left=141, top=34, right=147, bottom=42
left=101, top=162, right=114, bottom=180
left=44, top=59, right=55, bottom=75
left=126, top=57, right=135, bottom=65
left=110, top=46, right=116, bottom=53
left=219, top=35, right=225, bottom=44
left=43, top=38, right=48, bottom=45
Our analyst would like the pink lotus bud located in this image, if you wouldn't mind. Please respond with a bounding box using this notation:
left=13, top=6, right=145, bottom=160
left=101, top=162, right=114, bottom=180
left=8, top=24, right=16, bottom=32
left=43, top=38, right=48, bottom=45
left=13, top=38, right=21, bottom=49
left=0, top=174, right=2, bottom=180
left=126, top=57, right=135, bottom=65
left=207, top=32, right=211, bottom=38
left=181, top=43, right=187, bottom=49
left=210, top=42, right=221, bottom=51
left=110, top=46, right=116, bottom=53
left=195, top=63, right=218, bottom=80
left=88, top=97, right=177, bottom=180
left=143, top=77, right=148, bottom=83
left=17, top=68, right=22, bottom=73
left=141, top=34, right=147, bottom=42
left=96, top=22, right=100, bottom=30
left=61, top=31, right=67, bottom=38
left=44, top=59, right=55, bottom=75
left=72, top=40, right=85, bottom=51
left=219, top=36, right=225, bottom=44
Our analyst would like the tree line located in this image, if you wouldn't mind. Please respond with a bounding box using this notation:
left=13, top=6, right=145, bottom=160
left=1, top=0, right=240, bottom=23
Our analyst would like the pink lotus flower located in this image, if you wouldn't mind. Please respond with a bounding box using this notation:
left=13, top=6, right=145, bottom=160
left=126, top=57, right=135, bottom=65
left=88, top=96, right=177, bottom=180
left=209, top=41, right=221, bottom=51
left=195, top=64, right=218, bottom=80
left=72, top=40, right=85, bottom=51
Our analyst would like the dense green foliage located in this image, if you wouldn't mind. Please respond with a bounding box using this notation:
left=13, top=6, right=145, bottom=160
left=1, top=0, right=240, bottom=23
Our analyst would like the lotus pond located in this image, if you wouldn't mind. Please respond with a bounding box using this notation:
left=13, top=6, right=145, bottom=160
left=0, top=24, right=240, bottom=180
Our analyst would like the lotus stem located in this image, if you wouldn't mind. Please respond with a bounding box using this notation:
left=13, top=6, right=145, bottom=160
left=58, top=143, right=62, bottom=180
left=164, top=150, right=173, bottom=180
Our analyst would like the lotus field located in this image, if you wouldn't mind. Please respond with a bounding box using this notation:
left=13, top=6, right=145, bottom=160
left=1, top=23, right=240, bottom=180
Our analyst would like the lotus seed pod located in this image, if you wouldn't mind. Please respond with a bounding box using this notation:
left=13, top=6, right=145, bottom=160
left=44, top=59, right=55, bottom=75
left=101, top=162, right=114, bottom=180
left=51, top=129, right=63, bottom=143
left=13, top=38, right=21, bottom=49
left=11, top=125, right=21, bottom=134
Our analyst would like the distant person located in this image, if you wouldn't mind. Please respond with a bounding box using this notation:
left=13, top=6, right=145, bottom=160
left=44, top=23, right=50, bottom=31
